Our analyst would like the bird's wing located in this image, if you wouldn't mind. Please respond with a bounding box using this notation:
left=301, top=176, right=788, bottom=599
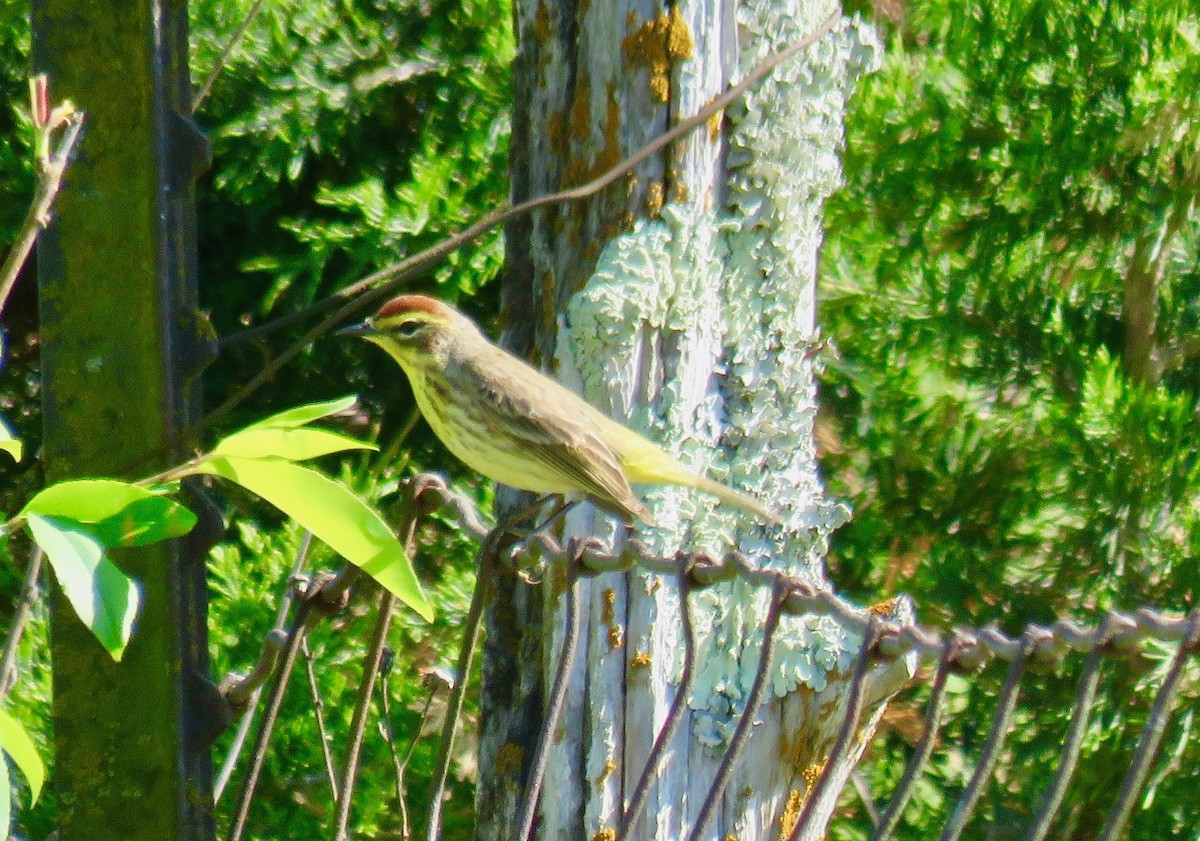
left=463, top=351, right=650, bottom=522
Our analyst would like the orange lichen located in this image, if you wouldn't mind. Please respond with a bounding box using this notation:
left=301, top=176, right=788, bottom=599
left=496, top=742, right=525, bottom=779
left=533, top=0, right=551, bottom=42
left=708, top=109, right=723, bottom=142
left=563, top=83, right=623, bottom=189
left=592, top=829, right=617, bottom=841
left=602, top=588, right=617, bottom=622
left=779, top=787, right=805, bottom=839
left=596, top=760, right=618, bottom=785
left=869, top=598, right=897, bottom=616
left=631, top=651, right=652, bottom=669
left=608, top=624, right=624, bottom=649
left=646, top=181, right=664, bottom=218
left=669, top=178, right=688, bottom=205
left=569, top=80, right=592, bottom=144
left=621, top=7, right=695, bottom=102
left=547, top=109, right=567, bottom=155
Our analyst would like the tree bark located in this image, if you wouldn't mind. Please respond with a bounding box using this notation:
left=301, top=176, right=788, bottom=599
left=484, top=3, right=907, bottom=840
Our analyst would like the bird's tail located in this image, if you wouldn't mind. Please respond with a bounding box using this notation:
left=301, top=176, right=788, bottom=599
left=687, top=474, right=783, bottom=525
left=607, top=423, right=782, bottom=525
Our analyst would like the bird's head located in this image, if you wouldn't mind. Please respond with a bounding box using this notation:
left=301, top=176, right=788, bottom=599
left=338, top=295, right=484, bottom=373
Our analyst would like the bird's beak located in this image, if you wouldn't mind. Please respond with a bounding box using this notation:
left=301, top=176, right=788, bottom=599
left=336, top=320, right=375, bottom=338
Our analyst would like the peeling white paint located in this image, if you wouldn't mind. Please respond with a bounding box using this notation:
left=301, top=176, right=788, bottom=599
left=566, top=11, right=881, bottom=741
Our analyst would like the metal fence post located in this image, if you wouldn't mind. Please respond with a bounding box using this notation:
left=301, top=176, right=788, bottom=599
left=31, top=2, right=219, bottom=839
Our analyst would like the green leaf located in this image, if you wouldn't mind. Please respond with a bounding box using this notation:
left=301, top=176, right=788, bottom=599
left=0, top=710, right=44, bottom=806
left=241, top=395, right=358, bottom=432
left=0, top=745, right=9, bottom=841
left=26, top=514, right=141, bottom=660
left=214, top=427, right=377, bottom=462
left=193, top=456, right=433, bottom=621
left=0, top=414, right=20, bottom=462
left=22, top=480, right=196, bottom=548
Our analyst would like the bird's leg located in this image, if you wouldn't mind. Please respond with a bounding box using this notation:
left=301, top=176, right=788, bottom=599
left=492, top=494, right=575, bottom=541
left=525, top=497, right=579, bottom=537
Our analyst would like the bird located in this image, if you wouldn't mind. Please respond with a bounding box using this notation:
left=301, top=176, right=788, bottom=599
left=339, top=295, right=780, bottom=527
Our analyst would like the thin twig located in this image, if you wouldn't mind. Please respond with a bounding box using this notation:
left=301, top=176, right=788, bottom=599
left=618, top=554, right=698, bottom=839
left=0, top=76, right=86, bottom=319
left=191, top=0, right=270, bottom=113
left=379, top=664, right=438, bottom=841
left=0, top=546, right=43, bottom=700
left=228, top=599, right=314, bottom=841
left=201, top=9, right=842, bottom=429
left=686, top=579, right=788, bottom=841
left=302, top=636, right=341, bottom=798
left=215, top=531, right=314, bottom=803
left=333, top=484, right=424, bottom=840
left=426, top=544, right=493, bottom=841
left=332, top=590, right=397, bottom=841
left=851, top=771, right=881, bottom=828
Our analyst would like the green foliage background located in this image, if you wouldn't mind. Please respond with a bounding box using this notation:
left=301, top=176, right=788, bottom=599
left=1, top=0, right=511, bottom=838
left=0, top=0, right=1196, bottom=839
left=823, top=1, right=1200, bottom=838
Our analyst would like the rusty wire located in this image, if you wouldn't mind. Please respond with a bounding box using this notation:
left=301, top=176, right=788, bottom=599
left=617, top=554, right=699, bottom=839
left=218, top=473, right=1200, bottom=841
left=786, top=620, right=882, bottom=841
left=413, top=476, right=1200, bottom=840
left=870, top=641, right=955, bottom=841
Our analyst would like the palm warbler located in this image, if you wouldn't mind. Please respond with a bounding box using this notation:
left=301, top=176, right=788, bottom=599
left=340, top=295, right=780, bottom=526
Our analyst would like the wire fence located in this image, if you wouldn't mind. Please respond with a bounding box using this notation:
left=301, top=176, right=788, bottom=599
left=222, top=473, right=1200, bottom=841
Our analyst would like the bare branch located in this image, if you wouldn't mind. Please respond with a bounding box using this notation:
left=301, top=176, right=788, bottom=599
left=0, top=76, right=86, bottom=320
left=514, top=545, right=584, bottom=841
left=332, top=590, right=398, bottom=841
left=302, top=636, right=341, bottom=797
left=0, top=545, right=43, bottom=700
left=216, top=531, right=315, bottom=804
left=201, top=10, right=842, bottom=429
left=191, top=0, right=270, bottom=113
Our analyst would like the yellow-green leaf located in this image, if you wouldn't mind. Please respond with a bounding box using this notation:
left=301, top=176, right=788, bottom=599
left=0, top=747, right=9, bottom=841
left=0, top=415, right=20, bottom=463
left=242, top=395, right=358, bottom=431
left=26, top=514, right=141, bottom=660
left=22, top=480, right=196, bottom=547
left=213, top=427, right=376, bottom=462
left=0, top=710, right=44, bottom=806
left=192, top=456, right=432, bottom=621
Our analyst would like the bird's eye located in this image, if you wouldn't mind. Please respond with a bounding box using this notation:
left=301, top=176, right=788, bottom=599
left=397, top=320, right=422, bottom=337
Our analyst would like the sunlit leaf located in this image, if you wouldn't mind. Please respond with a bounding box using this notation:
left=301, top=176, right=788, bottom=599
left=241, top=395, right=358, bottom=431
left=0, top=415, right=20, bottom=462
left=0, top=710, right=44, bottom=806
left=192, top=456, right=433, bottom=620
left=26, top=514, right=141, bottom=660
left=21, top=480, right=196, bottom=547
left=213, top=426, right=376, bottom=462
left=0, top=748, right=9, bottom=841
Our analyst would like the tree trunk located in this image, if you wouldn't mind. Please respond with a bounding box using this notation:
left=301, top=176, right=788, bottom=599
left=483, top=3, right=907, bottom=839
